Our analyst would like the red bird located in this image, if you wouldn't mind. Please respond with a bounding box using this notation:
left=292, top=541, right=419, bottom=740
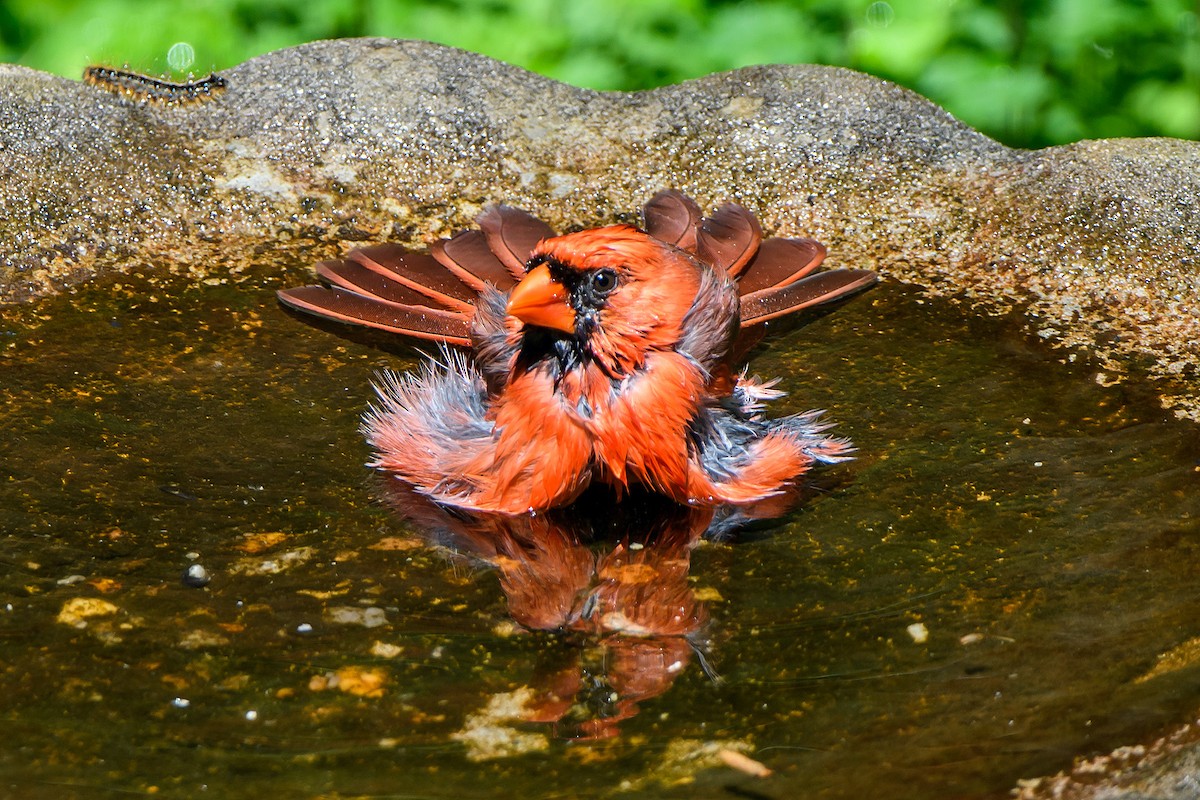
left=278, top=191, right=876, bottom=515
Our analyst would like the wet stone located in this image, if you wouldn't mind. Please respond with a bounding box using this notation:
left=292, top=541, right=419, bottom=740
left=55, top=597, right=119, bottom=628
left=181, top=563, right=211, bottom=588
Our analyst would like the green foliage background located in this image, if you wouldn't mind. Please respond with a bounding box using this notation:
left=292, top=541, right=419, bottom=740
left=2, top=0, right=1197, bottom=148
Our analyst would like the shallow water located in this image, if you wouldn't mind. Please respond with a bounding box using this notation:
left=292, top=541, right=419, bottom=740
left=2, top=265, right=1198, bottom=799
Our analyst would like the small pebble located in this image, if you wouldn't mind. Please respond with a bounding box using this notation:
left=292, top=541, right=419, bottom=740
left=370, top=641, right=404, bottom=658
left=244, top=710, right=258, bottom=721
left=182, top=563, right=211, bottom=588
left=906, top=622, right=929, bottom=644
left=56, top=597, right=119, bottom=627
left=296, top=622, right=313, bottom=634
left=172, top=697, right=190, bottom=709
left=325, top=605, right=388, bottom=628
left=718, top=749, right=773, bottom=778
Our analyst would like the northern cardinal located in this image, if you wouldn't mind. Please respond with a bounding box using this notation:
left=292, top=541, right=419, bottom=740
left=278, top=191, right=876, bottom=514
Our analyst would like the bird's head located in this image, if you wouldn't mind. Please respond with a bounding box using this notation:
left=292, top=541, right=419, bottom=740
left=505, top=225, right=703, bottom=378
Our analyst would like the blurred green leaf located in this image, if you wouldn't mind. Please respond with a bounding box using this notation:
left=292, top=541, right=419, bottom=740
left=849, top=0, right=954, bottom=82
left=1130, top=80, right=1200, bottom=139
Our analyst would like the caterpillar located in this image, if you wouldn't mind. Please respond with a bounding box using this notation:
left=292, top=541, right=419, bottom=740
left=83, top=66, right=228, bottom=105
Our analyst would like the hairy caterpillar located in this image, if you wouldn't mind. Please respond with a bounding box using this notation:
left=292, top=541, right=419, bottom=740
left=83, top=66, right=228, bottom=105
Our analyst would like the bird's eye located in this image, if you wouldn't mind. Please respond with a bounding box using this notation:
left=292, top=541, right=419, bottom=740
left=590, top=269, right=619, bottom=296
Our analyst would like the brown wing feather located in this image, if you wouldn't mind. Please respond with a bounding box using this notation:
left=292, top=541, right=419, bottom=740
left=695, top=204, right=763, bottom=277
left=277, top=285, right=473, bottom=346
left=739, top=269, right=878, bottom=326
left=477, top=205, right=557, bottom=279
left=735, top=237, right=826, bottom=295
left=643, top=190, right=702, bottom=251
left=432, top=229, right=520, bottom=293
left=348, top=245, right=475, bottom=313
left=316, top=260, right=452, bottom=309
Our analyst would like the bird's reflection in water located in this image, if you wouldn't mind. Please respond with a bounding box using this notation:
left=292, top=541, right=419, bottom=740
left=379, top=481, right=797, bottom=739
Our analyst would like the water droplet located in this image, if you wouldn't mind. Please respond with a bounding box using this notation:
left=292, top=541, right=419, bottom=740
left=866, top=1, right=894, bottom=27
left=167, top=42, right=195, bottom=73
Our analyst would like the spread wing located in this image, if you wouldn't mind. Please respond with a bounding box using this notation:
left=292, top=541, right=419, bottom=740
left=729, top=234, right=877, bottom=359
left=669, top=199, right=878, bottom=359
left=666, top=194, right=878, bottom=332
left=476, top=205, right=556, bottom=277
left=696, top=203, right=763, bottom=278
left=643, top=189, right=702, bottom=251
left=739, top=267, right=878, bottom=326
left=278, top=193, right=878, bottom=353
left=277, top=206, right=553, bottom=347
left=736, top=234, right=877, bottom=325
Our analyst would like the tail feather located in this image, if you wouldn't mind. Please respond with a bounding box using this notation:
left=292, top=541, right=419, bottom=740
left=696, top=203, right=763, bottom=278
left=431, top=229, right=520, bottom=292
left=277, top=285, right=474, bottom=345
left=477, top=205, right=557, bottom=278
left=643, top=189, right=702, bottom=251
left=348, top=245, right=476, bottom=310
left=735, top=237, right=826, bottom=294
left=739, top=269, right=878, bottom=326
left=315, top=259, right=458, bottom=309
left=276, top=193, right=878, bottom=364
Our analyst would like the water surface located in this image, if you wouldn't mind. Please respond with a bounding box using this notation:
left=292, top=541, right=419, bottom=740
left=2, top=264, right=1198, bottom=799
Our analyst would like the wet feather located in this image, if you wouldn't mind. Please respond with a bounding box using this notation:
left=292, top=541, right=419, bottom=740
left=279, top=191, right=877, bottom=514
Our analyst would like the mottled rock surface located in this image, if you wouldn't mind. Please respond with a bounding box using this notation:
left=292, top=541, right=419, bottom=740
left=1015, top=718, right=1200, bottom=800
left=1, top=37, right=1197, bottom=425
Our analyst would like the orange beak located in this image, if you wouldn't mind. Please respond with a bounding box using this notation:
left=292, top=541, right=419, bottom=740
left=506, top=264, right=576, bottom=333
